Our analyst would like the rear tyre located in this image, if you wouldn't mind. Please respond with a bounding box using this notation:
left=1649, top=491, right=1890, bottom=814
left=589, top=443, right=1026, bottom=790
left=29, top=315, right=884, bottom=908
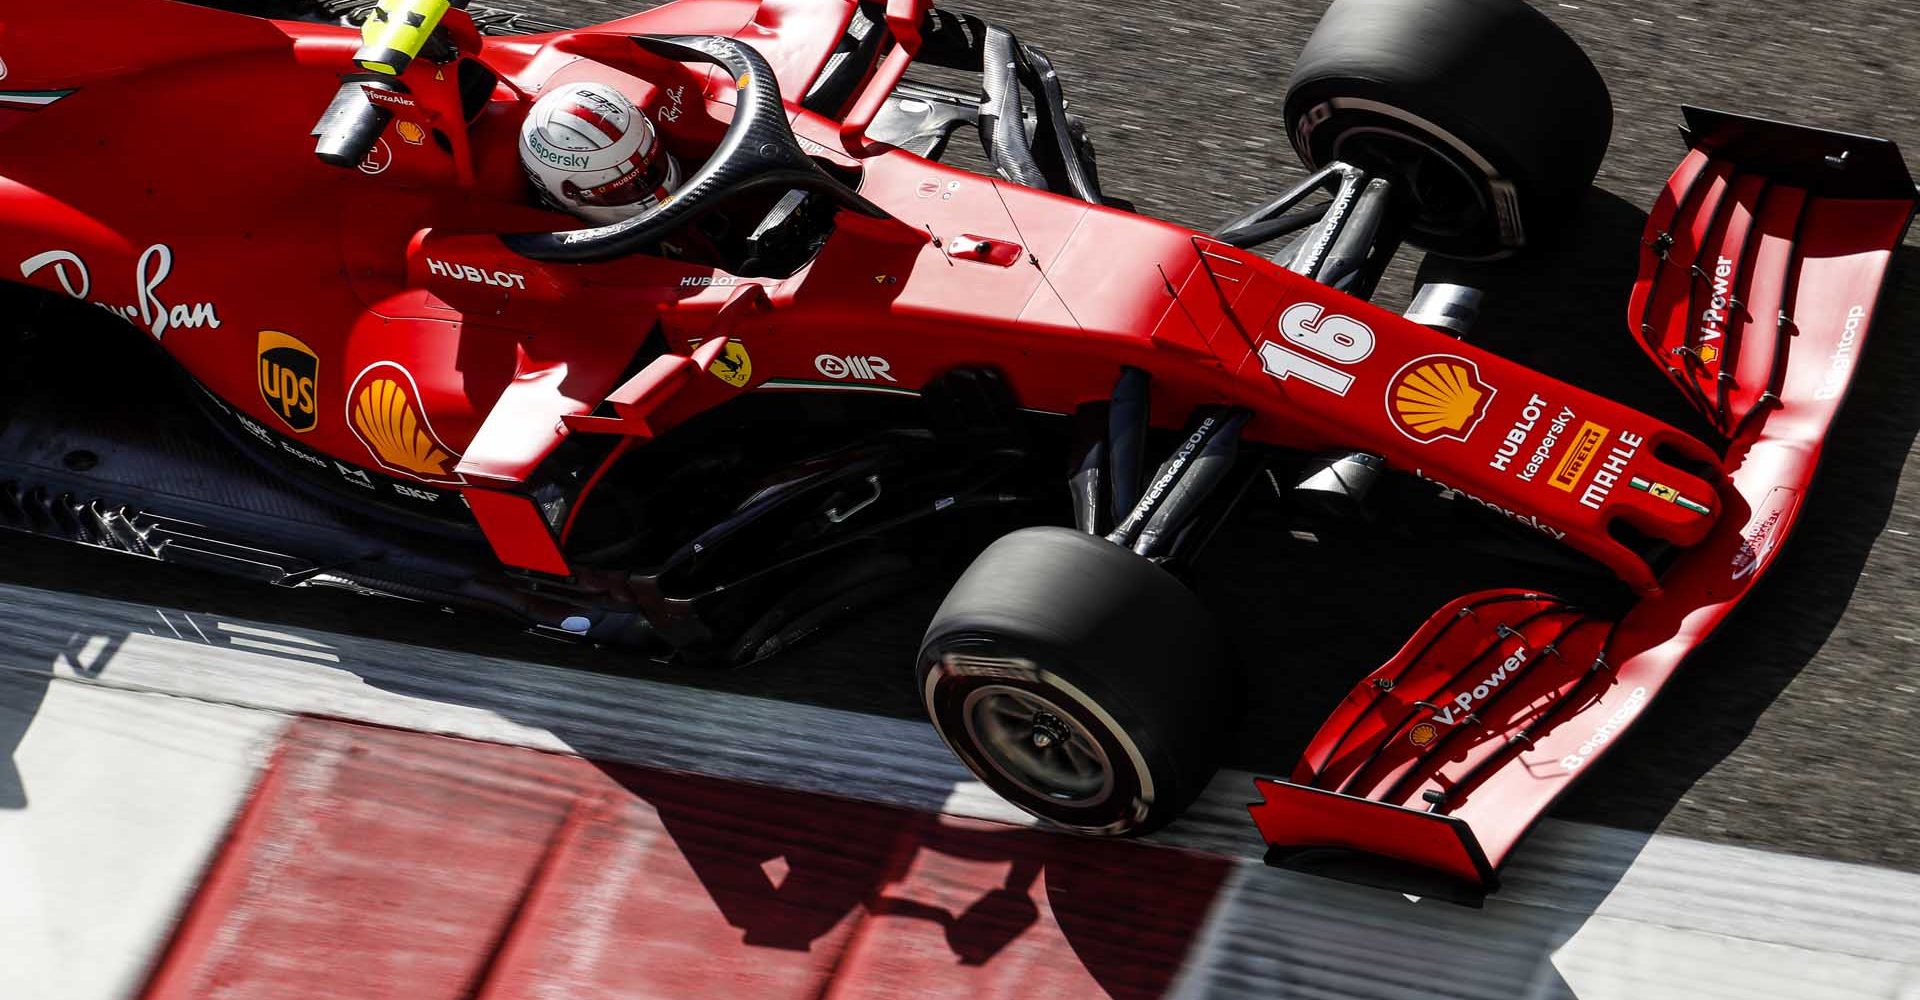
left=1284, top=0, right=1613, bottom=259
left=917, top=527, right=1230, bottom=836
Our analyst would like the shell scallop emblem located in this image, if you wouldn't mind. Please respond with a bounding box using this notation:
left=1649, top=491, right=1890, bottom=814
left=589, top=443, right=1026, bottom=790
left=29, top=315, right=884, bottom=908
left=1386, top=354, right=1496, bottom=444
left=1408, top=722, right=1439, bottom=747
left=346, top=362, right=463, bottom=484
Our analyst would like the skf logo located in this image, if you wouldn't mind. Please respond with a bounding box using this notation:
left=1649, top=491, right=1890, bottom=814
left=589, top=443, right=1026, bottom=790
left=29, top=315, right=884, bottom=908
left=709, top=341, right=752, bottom=388
left=1386, top=354, right=1494, bottom=444
left=257, top=331, right=318, bottom=433
left=347, top=362, right=463, bottom=484
left=815, top=354, right=896, bottom=383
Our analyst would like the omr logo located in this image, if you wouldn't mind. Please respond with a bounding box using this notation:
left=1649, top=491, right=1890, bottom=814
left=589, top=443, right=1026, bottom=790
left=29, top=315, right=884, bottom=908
left=1386, top=354, right=1495, bottom=444
left=815, top=354, right=896, bottom=383
left=257, top=331, right=318, bottom=433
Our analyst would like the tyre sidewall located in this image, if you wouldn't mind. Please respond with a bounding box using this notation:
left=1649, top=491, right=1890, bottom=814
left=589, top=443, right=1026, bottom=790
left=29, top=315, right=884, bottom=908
left=917, top=527, right=1231, bottom=835
left=921, top=635, right=1167, bottom=834
left=1286, top=81, right=1540, bottom=258
left=1283, top=0, right=1612, bottom=258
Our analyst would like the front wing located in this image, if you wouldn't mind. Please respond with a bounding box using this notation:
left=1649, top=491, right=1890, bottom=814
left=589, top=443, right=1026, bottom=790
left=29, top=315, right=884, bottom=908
left=1246, top=109, right=1917, bottom=903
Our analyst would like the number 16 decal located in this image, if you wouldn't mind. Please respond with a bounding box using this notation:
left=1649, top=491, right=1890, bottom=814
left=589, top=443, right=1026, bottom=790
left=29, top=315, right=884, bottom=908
left=1259, top=302, right=1375, bottom=396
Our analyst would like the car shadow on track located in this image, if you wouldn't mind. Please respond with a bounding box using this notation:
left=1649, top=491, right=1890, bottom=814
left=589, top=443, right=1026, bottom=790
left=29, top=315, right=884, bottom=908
left=608, top=765, right=1231, bottom=999
left=0, top=618, right=1652, bottom=999
left=0, top=583, right=1651, bottom=999
left=0, top=670, right=39, bottom=808
left=0, top=631, right=115, bottom=809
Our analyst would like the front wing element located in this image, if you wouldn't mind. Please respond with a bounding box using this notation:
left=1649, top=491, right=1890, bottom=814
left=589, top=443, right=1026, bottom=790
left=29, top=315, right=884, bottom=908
left=1250, top=591, right=1613, bottom=904
left=1249, top=110, right=1916, bottom=901
left=1633, top=107, right=1915, bottom=439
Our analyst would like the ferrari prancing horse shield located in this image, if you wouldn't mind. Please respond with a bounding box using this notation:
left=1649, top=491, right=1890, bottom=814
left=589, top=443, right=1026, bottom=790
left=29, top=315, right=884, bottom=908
left=709, top=340, right=752, bottom=387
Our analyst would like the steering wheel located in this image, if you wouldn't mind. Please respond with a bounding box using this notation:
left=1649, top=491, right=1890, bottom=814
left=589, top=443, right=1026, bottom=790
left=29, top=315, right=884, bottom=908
left=503, top=35, right=890, bottom=264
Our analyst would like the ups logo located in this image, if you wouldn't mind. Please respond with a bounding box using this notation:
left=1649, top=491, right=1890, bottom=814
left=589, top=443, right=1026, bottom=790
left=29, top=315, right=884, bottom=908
left=258, top=331, right=318, bottom=433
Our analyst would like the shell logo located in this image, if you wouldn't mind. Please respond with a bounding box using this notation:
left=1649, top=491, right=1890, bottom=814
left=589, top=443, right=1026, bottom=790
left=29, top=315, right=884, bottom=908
left=395, top=120, right=427, bottom=146
left=1386, top=354, right=1495, bottom=444
left=1408, top=722, right=1439, bottom=747
left=347, top=362, right=463, bottom=484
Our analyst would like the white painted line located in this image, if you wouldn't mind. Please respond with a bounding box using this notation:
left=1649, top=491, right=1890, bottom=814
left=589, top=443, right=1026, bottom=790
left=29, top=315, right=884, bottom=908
left=0, top=580, right=1916, bottom=999
left=225, top=636, right=342, bottom=662
left=215, top=622, right=333, bottom=649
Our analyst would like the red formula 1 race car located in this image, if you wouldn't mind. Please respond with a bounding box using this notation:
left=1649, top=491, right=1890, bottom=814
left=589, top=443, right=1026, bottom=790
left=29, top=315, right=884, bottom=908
left=0, top=0, right=1911, bottom=901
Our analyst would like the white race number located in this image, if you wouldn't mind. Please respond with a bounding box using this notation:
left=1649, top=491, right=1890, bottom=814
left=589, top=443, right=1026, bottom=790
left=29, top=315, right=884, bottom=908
left=1259, top=303, right=1376, bottom=396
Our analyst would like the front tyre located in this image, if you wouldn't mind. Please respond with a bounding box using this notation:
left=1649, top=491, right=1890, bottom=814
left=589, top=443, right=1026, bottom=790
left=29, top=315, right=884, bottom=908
left=917, top=527, right=1230, bottom=836
left=1284, top=0, right=1613, bottom=259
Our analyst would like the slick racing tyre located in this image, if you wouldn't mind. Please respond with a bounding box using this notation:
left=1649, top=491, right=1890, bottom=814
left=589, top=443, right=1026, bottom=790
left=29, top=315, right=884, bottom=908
left=1284, top=0, right=1613, bottom=259
left=918, top=527, right=1230, bottom=836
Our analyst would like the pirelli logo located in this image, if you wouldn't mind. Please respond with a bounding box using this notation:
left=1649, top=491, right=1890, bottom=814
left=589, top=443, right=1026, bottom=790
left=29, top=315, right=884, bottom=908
left=1550, top=422, right=1610, bottom=492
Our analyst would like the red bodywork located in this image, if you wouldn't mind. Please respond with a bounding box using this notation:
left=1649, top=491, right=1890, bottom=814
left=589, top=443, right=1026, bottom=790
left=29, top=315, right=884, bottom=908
left=0, top=0, right=1909, bottom=894
left=1249, top=121, right=1914, bottom=896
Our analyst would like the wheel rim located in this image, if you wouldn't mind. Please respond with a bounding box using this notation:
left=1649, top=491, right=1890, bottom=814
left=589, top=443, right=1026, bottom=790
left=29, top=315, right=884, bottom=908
left=961, top=685, right=1115, bottom=808
left=1332, top=125, right=1488, bottom=241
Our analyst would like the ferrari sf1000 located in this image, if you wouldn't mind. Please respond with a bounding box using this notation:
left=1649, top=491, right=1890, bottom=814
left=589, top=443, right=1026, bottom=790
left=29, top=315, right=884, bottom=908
left=0, top=0, right=1911, bottom=901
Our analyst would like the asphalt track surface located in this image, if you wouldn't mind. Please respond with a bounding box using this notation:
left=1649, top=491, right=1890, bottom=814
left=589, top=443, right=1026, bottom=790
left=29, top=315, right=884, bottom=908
left=3, top=0, right=1918, bottom=880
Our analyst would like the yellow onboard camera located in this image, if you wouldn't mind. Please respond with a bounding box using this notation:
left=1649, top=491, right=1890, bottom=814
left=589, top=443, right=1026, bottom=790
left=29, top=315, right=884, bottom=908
left=354, top=0, right=464, bottom=76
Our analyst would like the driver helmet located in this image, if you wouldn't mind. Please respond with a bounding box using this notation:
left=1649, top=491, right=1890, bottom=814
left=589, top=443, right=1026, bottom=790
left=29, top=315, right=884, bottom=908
left=519, top=82, right=682, bottom=225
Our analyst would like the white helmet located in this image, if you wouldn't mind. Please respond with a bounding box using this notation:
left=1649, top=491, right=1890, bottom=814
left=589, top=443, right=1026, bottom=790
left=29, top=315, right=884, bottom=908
left=519, top=82, right=682, bottom=225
